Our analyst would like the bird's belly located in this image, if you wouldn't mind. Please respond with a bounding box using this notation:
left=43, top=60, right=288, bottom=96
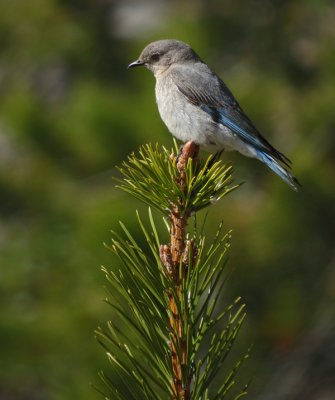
left=155, top=81, right=256, bottom=156
left=156, top=84, right=219, bottom=146
left=160, top=106, right=217, bottom=146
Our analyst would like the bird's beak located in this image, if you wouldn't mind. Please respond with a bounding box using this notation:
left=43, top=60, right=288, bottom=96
left=127, top=59, right=145, bottom=69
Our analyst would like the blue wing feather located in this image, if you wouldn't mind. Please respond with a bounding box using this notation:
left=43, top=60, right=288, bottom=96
left=170, top=63, right=300, bottom=190
left=200, top=104, right=270, bottom=151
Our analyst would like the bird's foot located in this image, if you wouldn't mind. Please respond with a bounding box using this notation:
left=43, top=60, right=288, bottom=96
left=207, top=149, right=224, bottom=169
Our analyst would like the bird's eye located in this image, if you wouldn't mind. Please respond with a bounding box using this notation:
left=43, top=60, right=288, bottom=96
left=150, top=52, right=161, bottom=62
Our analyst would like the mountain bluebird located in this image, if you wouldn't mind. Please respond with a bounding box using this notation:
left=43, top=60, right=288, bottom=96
left=128, top=39, right=300, bottom=191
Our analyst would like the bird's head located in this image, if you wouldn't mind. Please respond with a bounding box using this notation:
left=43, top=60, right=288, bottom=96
left=128, top=39, right=200, bottom=75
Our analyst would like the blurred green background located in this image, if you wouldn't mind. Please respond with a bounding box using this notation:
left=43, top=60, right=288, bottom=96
left=1, top=1, right=335, bottom=399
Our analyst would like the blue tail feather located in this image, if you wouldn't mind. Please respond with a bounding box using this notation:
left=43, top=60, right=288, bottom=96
left=256, top=150, right=300, bottom=191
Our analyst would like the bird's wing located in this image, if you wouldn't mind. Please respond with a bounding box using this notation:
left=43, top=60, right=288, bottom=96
left=170, top=63, right=291, bottom=166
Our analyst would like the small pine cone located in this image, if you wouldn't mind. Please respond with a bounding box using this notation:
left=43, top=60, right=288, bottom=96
left=182, top=239, right=198, bottom=267
left=159, top=244, right=173, bottom=275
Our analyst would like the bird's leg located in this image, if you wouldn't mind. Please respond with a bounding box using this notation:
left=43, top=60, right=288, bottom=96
left=207, top=149, right=224, bottom=169
left=214, top=149, right=224, bottom=161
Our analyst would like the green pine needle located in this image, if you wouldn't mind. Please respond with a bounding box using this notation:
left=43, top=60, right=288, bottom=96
left=97, top=142, right=249, bottom=399
left=116, top=142, right=238, bottom=215
left=97, top=209, right=248, bottom=399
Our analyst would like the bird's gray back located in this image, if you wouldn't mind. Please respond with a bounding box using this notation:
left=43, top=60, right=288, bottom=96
left=155, top=62, right=253, bottom=153
left=157, top=61, right=290, bottom=162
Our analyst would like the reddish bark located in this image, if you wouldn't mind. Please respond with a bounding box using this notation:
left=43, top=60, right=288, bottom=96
left=160, top=141, right=199, bottom=400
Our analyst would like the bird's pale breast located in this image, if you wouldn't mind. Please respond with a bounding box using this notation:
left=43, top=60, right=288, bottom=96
left=154, top=72, right=255, bottom=155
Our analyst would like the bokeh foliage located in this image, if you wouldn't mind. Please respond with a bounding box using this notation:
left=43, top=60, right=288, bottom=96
left=0, top=1, right=335, bottom=399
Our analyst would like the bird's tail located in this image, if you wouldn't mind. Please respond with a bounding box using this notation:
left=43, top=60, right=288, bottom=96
left=256, top=150, right=301, bottom=191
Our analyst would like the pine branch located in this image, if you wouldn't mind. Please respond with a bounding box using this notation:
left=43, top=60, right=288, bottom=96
left=162, top=141, right=199, bottom=399
left=116, top=141, right=237, bottom=217
left=96, top=141, right=249, bottom=400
